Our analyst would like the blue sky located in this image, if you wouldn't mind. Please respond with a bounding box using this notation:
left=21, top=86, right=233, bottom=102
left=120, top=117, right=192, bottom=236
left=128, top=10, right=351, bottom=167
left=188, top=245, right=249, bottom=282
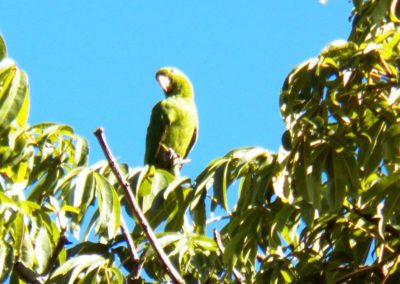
left=0, top=1, right=353, bottom=178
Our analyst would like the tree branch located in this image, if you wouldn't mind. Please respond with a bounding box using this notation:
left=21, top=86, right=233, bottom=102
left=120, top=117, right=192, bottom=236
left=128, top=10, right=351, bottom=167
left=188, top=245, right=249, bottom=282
left=129, top=247, right=148, bottom=281
left=94, top=128, right=184, bottom=284
left=44, top=228, right=68, bottom=275
left=213, top=229, right=245, bottom=284
left=333, top=264, right=380, bottom=284
left=120, top=217, right=139, bottom=261
left=206, top=214, right=231, bottom=225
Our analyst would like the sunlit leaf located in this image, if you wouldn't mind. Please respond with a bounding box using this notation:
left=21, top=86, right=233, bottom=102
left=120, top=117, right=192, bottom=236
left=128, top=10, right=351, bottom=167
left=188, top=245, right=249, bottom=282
left=50, top=254, right=108, bottom=283
left=74, top=136, right=89, bottom=167
left=0, top=35, right=6, bottom=60
left=34, top=226, right=53, bottom=274
left=94, top=173, right=120, bottom=238
left=0, top=240, right=14, bottom=282
left=0, top=61, right=28, bottom=131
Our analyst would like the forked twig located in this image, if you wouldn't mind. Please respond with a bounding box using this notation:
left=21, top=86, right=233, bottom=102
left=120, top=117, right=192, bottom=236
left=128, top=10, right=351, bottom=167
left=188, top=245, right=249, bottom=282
left=94, top=127, right=184, bottom=284
left=213, top=228, right=245, bottom=284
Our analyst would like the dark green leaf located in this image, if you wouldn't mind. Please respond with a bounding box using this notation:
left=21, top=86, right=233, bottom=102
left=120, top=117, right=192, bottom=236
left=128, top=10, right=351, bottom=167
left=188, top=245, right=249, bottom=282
left=213, top=160, right=230, bottom=211
left=326, top=149, right=347, bottom=211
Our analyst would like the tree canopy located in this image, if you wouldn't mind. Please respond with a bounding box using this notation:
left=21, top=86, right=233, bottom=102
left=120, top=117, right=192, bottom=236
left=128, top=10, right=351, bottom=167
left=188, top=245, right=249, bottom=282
left=1, top=0, right=400, bottom=283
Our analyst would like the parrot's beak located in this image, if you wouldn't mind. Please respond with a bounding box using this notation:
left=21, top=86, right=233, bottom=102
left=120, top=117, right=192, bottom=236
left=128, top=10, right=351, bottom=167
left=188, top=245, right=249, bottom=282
left=157, top=74, right=172, bottom=93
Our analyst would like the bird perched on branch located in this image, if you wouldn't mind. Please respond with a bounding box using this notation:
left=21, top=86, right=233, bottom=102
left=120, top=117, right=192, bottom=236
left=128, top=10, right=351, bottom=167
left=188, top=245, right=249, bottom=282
left=144, top=67, right=198, bottom=176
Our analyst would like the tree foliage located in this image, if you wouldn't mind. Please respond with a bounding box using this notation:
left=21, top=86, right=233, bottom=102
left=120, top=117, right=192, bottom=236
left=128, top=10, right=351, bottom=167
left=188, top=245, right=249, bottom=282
left=1, top=0, right=400, bottom=283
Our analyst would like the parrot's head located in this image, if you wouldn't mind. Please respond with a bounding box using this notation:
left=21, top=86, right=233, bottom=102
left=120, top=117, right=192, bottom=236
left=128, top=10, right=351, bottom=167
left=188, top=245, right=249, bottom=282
left=156, top=67, right=193, bottom=98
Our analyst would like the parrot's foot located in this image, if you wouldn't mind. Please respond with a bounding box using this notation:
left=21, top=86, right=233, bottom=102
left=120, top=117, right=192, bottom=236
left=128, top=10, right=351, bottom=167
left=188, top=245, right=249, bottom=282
left=167, top=147, right=181, bottom=166
left=166, top=147, right=190, bottom=167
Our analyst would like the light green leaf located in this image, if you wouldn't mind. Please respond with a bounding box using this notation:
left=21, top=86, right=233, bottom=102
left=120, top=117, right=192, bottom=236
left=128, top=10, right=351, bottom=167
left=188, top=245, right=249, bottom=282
left=0, top=61, right=28, bottom=130
left=0, top=35, right=6, bottom=60
left=73, top=169, right=93, bottom=209
left=73, top=136, right=89, bottom=167
left=163, top=176, right=190, bottom=199
left=192, top=158, right=227, bottom=206
left=0, top=241, right=14, bottom=282
left=14, top=75, right=29, bottom=127
left=50, top=254, right=107, bottom=283
left=34, top=226, right=52, bottom=274
left=21, top=233, right=35, bottom=268
left=94, top=173, right=120, bottom=238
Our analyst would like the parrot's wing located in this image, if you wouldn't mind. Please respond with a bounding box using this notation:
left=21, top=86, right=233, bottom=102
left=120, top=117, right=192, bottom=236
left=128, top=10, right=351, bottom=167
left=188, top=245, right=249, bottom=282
left=144, top=101, right=170, bottom=165
left=184, top=126, right=198, bottom=159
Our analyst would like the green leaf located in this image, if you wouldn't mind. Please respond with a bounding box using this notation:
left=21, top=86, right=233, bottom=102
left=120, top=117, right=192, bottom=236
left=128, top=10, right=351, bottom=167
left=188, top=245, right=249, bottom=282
left=362, top=173, right=400, bottom=206
left=163, top=176, right=190, bottom=199
left=28, top=165, right=62, bottom=202
left=73, top=169, right=95, bottom=209
left=383, top=123, right=400, bottom=165
left=0, top=191, right=18, bottom=210
left=192, top=234, right=218, bottom=252
left=34, top=226, right=52, bottom=274
left=42, top=123, right=74, bottom=138
left=223, top=210, right=260, bottom=269
left=73, top=136, right=89, bottom=167
left=50, top=254, right=108, bottom=282
left=280, top=269, right=295, bottom=282
left=213, top=160, right=230, bottom=211
left=14, top=73, right=29, bottom=127
left=326, top=148, right=347, bottom=211
left=0, top=61, right=29, bottom=131
left=294, top=142, right=323, bottom=210
left=135, top=165, right=153, bottom=200
left=0, top=35, right=6, bottom=60
left=359, top=121, right=385, bottom=176
left=0, top=240, right=14, bottom=282
left=190, top=191, right=206, bottom=234
left=94, top=173, right=120, bottom=238
left=382, top=182, right=400, bottom=219
left=390, top=0, right=400, bottom=23
left=164, top=187, right=191, bottom=231
left=20, top=232, right=35, bottom=268
left=77, top=267, right=100, bottom=284
left=192, top=158, right=227, bottom=206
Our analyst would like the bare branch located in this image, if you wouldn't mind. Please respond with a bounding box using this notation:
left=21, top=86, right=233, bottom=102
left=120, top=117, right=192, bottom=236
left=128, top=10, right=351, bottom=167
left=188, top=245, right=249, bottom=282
left=120, top=218, right=139, bottom=261
left=94, top=127, right=184, bottom=284
left=206, top=214, right=231, bottom=225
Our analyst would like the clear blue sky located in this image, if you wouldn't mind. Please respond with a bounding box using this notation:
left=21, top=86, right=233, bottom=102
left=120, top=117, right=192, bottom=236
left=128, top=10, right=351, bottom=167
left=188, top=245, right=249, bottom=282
left=0, top=1, right=353, bottom=178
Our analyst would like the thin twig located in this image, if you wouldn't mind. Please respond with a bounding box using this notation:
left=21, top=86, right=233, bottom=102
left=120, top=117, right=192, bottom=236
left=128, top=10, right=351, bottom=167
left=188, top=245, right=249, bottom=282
left=333, top=264, right=380, bottom=284
left=94, top=128, right=184, bottom=284
left=120, top=217, right=139, bottom=261
left=129, top=247, right=148, bottom=281
left=206, top=214, right=231, bottom=225
left=213, top=229, right=245, bottom=284
left=44, top=228, right=68, bottom=275
left=256, top=252, right=265, bottom=262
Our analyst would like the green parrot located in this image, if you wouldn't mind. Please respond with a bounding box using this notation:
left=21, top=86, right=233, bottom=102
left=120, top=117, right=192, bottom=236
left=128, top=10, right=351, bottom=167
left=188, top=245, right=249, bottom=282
left=144, top=67, right=198, bottom=175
